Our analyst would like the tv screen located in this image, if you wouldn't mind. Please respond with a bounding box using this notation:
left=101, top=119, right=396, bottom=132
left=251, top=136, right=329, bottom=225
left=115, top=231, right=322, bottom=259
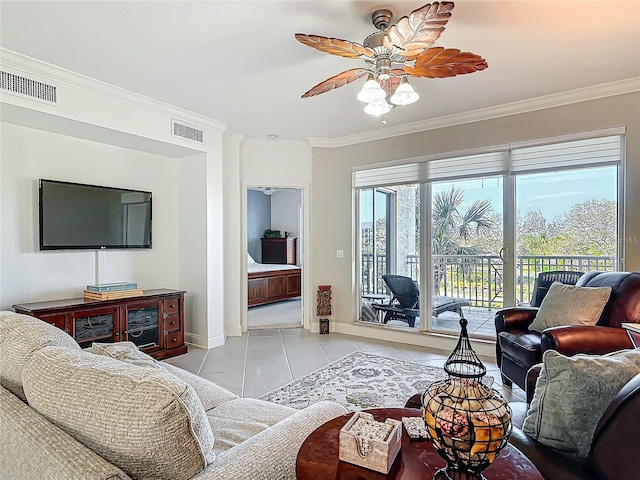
left=39, top=179, right=152, bottom=250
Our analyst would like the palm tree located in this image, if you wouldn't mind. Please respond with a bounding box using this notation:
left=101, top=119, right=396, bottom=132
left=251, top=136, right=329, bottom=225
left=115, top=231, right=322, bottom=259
left=431, top=187, right=494, bottom=294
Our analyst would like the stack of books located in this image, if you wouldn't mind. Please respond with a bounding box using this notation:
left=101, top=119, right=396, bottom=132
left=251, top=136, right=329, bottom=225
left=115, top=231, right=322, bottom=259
left=84, top=282, right=143, bottom=300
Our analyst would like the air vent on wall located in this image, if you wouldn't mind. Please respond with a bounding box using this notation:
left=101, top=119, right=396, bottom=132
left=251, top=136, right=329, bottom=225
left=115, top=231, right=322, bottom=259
left=172, top=119, right=204, bottom=143
left=0, top=70, right=60, bottom=105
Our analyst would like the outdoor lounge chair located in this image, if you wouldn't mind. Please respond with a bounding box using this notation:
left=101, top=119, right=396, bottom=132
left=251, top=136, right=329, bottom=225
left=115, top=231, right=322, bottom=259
left=372, top=274, right=470, bottom=328
left=530, top=270, right=584, bottom=306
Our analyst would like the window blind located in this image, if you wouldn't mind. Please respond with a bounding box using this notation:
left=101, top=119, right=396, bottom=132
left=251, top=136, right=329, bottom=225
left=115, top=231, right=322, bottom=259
left=353, top=151, right=508, bottom=188
left=353, top=133, right=622, bottom=188
left=511, top=135, right=622, bottom=174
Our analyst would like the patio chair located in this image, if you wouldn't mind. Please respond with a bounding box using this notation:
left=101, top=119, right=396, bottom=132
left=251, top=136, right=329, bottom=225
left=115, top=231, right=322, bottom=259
left=530, top=270, right=584, bottom=307
left=372, top=274, right=472, bottom=328
left=372, top=275, right=420, bottom=327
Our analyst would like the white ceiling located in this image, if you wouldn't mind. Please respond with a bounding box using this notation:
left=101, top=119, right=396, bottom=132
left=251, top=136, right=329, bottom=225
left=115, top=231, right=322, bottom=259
left=1, top=1, right=639, bottom=142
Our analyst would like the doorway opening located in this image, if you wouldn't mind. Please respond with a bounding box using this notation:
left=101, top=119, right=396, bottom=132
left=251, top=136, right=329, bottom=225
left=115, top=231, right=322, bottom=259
left=246, top=187, right=303, bottom=329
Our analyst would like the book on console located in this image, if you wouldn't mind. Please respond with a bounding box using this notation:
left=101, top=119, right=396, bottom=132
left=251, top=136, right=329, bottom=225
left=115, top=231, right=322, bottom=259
left=86, top=282, right=138, bottom=293
left=83, top=289, right=143, bottom=300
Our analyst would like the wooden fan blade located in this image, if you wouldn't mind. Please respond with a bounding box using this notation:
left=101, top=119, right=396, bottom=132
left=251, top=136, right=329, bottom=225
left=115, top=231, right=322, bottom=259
left=295, top=33, right=375, bottom=59
left=301, top=68, right=369, bottom=98
left=383, top=2, right=454, bottom=57
left=404, top=47, right=488, bottom=78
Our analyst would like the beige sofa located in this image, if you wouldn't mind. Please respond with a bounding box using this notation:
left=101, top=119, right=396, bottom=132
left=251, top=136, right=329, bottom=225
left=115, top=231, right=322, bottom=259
left=0, top=311, right=348, bottom=480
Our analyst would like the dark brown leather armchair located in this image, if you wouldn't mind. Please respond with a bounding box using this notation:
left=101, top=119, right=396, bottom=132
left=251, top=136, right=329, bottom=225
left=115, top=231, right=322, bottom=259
left=509, top=372, right=640, bottom=480
left=495, top=271, right=640, bottom=392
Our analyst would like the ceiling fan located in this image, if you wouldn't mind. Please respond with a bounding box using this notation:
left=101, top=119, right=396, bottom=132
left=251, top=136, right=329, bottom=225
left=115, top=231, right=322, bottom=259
left=295, top=1, right=487, bottom=116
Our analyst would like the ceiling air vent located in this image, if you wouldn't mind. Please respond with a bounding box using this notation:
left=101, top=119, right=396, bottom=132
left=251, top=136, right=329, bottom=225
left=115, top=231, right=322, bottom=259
left=0, top=70, right=60, bottom=105
left=172, top=119, right=204, bottom=143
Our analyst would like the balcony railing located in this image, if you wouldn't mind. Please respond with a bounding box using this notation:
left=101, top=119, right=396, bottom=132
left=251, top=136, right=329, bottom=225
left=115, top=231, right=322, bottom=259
left=361, top=253, right=616, bottom=309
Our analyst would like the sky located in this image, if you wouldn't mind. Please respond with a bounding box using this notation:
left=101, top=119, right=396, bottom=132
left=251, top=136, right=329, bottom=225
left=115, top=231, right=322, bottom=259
left=362, top=165, right=617, bottom=223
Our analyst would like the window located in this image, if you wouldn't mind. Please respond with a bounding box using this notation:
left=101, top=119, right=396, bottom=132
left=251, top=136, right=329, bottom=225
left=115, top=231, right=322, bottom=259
left=355, top=131, right=623, bottom=338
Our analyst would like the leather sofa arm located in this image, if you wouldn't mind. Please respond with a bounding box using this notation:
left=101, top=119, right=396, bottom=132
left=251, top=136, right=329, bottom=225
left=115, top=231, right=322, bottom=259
left=508, top=428, right=595, bottom=480
left=541, top=326, right=633, bottom=357
left=586, top=374, right=640, bottom=480
left=525, top=364, right=543, bottom=404
left=495, top=307, right=539, bottom=333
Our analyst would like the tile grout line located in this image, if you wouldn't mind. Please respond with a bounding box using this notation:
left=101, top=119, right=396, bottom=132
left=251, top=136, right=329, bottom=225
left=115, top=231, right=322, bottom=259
left=196, top=348, right=209, bottom=376
left=280, top=329, right=295, bottom=382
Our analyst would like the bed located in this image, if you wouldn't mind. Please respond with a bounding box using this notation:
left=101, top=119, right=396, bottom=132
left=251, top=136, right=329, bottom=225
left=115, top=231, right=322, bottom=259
left=248, top=263, right=301, bottom=307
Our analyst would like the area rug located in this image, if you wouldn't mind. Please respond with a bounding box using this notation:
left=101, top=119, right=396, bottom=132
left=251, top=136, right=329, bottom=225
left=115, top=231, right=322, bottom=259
left=258, top=351, right=451, bottom=412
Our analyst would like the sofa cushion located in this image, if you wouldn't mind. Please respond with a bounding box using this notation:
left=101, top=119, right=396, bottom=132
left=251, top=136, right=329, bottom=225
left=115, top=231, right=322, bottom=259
left=22, top=346, right=215, bottom=480
left=0, top=311, right=79, bottom=401
left=0, top=385, right=131, bottom=480
left=522, top=349, right=640, bottom=462
left=528, top=282, right=611, bottom=333
left=91, top=341, right=238, bottom=411
left=206, top=398, right=296, bottom=454
left=498, top=330, right=542, bottom=366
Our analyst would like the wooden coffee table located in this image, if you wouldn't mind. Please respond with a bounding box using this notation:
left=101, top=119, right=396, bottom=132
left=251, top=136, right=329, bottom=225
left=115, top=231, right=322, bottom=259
left=296, top=408, right=543, bottom=480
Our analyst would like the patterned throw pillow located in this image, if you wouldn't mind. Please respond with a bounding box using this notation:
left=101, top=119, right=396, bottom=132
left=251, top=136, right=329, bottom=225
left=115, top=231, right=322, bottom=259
left=23, top=346, right=215, bottom=480
left=523, top=349, right=640, bottom=461
left=528, top=282, right=611, bottom=333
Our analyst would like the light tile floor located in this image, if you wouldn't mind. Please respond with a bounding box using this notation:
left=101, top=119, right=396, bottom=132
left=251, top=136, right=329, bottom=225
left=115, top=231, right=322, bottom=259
left=164, top=328, right=526, bottom=403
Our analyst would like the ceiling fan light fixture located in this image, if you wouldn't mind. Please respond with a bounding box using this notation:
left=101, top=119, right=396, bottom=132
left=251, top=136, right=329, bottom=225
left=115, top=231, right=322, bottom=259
left=364, top=99, right=392, bottom=116
left=390, top=77, right=420, bottom=106
left=357, top=74, right=386, bottom=103
left=296, top=2, right=488, bottom=123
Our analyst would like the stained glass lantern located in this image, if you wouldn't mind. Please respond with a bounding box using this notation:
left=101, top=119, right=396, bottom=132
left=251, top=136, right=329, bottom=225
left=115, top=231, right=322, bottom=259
left=421, top=318, right=512, bottom=480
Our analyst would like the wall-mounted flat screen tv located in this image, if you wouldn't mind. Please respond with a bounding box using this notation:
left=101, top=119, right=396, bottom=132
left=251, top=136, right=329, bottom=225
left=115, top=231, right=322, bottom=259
left=39, top=179, right=152, bottom=250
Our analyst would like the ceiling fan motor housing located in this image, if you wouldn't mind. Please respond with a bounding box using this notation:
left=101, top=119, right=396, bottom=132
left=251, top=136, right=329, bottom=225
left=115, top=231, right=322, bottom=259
left=371, top=9, right=393, bottom=31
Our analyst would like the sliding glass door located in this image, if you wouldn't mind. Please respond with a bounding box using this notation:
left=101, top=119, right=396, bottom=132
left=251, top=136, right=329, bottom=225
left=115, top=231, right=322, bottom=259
left=515, top=166, right=618, bottom=304
left=355, top=132, right=623, bottom=339
left=430, top=176, right=503, bottom=336
left=359, top=184, right=419, bottom=324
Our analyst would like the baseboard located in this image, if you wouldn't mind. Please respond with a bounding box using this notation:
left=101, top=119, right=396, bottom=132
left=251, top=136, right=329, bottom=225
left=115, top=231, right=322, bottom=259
left=185, top=332, right=226, bottom=349
left=225, top=325, right=242, bottom=337
left=207, top=333, right=225, bottom=349
left=333, top=322, right=496, bottom=358
left=184, top=332, right=208, bottom=349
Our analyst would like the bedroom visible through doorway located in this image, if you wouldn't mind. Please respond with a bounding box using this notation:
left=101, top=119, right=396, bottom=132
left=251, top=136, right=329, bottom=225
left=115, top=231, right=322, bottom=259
left=247, top=187, right=303, bottom=329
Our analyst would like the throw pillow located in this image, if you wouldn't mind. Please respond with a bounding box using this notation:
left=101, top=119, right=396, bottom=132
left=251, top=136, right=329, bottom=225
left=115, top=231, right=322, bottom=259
left=528, top=282, right=611, bottom=333
left=522, top=349, right=640, bottom=462
left=90, top=341, right=238, bottom=412
left=23, top=346, right=215, bottom=480
left=248, top=252, right=257, bottom=264
left=0, top=311, right=79, bottom=401
left=91, top=341, right=163, bottom=369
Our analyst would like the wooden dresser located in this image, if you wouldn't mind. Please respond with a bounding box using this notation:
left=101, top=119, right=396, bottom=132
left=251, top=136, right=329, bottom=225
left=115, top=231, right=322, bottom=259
left=12, top=289, right=187, bottom=359
left=261, top=237, right=296, bottom=264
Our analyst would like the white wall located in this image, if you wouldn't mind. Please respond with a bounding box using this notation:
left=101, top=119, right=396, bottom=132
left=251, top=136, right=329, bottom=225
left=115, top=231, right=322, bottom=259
left=222, top=134, right=244, bottom=336
left=271, top=190, right=302, bottom=266
left=0, top=123, right=180, bottom=308
left=178, top=153, right=208, bottom=345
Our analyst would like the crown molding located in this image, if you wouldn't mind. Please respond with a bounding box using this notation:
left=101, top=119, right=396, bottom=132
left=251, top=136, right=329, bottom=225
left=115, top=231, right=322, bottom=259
left=0, top=48, right=227, bottom=133
left=307, top=77, right=640, bottom=148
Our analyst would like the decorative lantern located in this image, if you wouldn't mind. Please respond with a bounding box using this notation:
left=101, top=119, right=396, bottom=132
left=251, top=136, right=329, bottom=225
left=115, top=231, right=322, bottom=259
left=422, top=318, right=512, bottom=480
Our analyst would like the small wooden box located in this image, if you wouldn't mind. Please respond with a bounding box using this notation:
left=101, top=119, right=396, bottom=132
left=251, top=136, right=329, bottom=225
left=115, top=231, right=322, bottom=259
left=338, top=412, right=402, bottom=473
